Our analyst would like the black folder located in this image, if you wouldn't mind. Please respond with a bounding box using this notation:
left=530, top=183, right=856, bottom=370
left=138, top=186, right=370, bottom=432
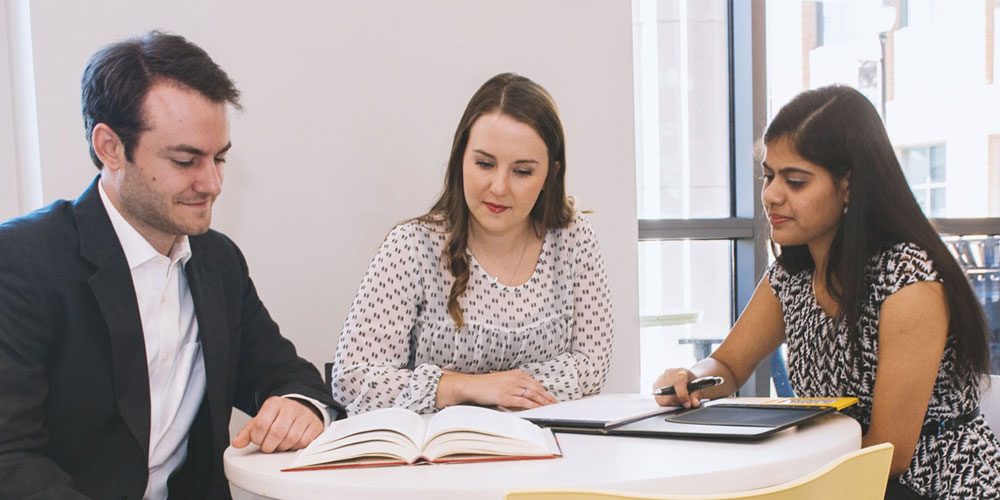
left=548, top=404, right=835, bottom=441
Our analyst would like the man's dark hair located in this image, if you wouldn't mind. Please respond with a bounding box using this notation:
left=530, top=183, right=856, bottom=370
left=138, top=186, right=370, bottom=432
left=81, top=30, right=241, bottom=169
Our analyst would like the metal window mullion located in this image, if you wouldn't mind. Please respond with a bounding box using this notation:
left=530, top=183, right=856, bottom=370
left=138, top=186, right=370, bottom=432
left=933, top=218, right=1000, bottom=236
left=733, top=0, right=770, bottom=397
left=638, top=218, right=754, bottom=241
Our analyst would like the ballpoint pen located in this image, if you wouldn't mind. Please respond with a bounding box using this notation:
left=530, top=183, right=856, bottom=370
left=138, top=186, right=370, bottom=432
left=653, top=376, right=724, bottom=396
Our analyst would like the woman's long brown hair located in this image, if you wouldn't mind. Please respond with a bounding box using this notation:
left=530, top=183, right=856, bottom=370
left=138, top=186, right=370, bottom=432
left=419, top=73, right=574, bottom=329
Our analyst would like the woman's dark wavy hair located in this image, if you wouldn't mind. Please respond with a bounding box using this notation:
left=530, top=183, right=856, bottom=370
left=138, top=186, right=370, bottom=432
left=419, top=72, right=574, bottom=329
left=764, top=85, right=989, bottom=379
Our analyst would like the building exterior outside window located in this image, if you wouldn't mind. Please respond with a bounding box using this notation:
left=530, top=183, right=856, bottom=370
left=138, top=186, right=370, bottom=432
left=901, top=144, right=947, bottom=217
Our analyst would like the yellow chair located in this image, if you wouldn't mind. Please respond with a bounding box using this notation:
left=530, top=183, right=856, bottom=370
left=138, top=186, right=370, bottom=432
left=504, top=442, right=893, bottom=500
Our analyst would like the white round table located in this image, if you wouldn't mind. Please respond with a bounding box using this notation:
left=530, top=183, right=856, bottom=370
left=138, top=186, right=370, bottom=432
left=225, top=411, right=860, bottom=500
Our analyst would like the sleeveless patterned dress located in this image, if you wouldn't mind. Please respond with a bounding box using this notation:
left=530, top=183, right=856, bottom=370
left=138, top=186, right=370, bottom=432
left=767, top=242, right=1000, bottom=498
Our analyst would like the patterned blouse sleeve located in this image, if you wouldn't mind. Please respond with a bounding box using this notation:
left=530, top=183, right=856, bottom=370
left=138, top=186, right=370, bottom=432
left=881, top=243, right=940, bottom=296
left=331, top=223, right=442, bottom=415
left=765, top=261, right=788, bottom=296
left=518, top=215, right=614, bottom=400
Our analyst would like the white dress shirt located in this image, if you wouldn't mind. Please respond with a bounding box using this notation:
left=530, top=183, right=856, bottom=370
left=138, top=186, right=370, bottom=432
left=98, top=182, right=330, bottom=500
left=98, top=182, right=205, bottom=500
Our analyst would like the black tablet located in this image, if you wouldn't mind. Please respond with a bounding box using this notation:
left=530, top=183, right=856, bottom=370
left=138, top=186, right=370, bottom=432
left=605, top=404, right=835, bottom=441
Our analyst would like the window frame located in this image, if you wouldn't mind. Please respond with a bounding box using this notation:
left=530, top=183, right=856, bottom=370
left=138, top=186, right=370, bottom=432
left=636, top=0, right=771, bottom=396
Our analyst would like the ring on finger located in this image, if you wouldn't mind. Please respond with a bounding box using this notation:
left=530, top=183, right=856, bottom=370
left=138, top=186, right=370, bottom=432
left=519, top=387, right=527, bottom=397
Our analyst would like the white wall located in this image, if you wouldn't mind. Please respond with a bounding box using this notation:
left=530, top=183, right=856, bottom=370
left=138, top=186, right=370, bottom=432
left=23, top=0, right=640, bottom=392
left=0, top=2, right=18, bottom=222
left=1, top=0, right=43, bottom=221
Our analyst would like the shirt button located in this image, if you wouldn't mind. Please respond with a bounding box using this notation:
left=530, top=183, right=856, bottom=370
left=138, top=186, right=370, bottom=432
left=160, top=295, right=167, bottom=304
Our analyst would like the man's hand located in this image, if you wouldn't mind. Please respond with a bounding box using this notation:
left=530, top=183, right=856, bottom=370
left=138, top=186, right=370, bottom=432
left=231, top=396, right=324, bottom=453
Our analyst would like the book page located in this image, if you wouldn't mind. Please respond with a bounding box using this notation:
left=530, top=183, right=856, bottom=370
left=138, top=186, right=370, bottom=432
left=320, top=407, right=425, bottom=445
left=421, top=406, right=554, bottom=461
left=301, top=429, right=415, bottom=456
left=288, top=437, right=418, bottom=468
left=425, top=429, right=561, bottom=463
left=287, top=407, right=426, bottom=469
left=421, top=431, right=556, bottom=461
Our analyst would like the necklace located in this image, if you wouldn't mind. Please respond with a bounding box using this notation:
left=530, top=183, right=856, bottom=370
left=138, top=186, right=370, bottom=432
left=506, top=231, right=531, bottom=285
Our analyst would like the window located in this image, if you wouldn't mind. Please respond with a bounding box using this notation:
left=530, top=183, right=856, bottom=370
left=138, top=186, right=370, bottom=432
left=943, top=234, right=1000, bottom=374
left=634, top=0, right=731, bottom=221
left=901, top=144, right=947, bottom=217
left=990, top=0, right=999, bottom=84
left=633, top=1, right=772, bottom=394
left=637, top=240, right=732, bottom=390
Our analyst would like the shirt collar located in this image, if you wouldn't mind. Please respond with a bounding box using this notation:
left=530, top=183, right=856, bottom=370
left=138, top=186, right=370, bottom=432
left=98, top=180, right=192, bottom=270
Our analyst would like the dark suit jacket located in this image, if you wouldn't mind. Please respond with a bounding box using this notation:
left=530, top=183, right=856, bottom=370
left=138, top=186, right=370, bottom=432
left=0, top=178, right=343, bottom=499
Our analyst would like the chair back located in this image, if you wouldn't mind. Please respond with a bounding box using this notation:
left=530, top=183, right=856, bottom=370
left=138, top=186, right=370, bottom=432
left=982, top=374, right=1000, bottom=434
left=504, top=442, right=894, bottom=500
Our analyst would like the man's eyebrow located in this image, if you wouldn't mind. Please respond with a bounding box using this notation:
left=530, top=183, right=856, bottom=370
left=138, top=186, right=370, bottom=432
left=166, top=142, right=232, bottom=156
left=166, top=144, right=206, bottom=156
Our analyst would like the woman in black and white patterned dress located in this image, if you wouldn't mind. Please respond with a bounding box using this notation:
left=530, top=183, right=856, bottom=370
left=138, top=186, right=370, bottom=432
left=653, top=85, right=999, bottom=499
left=332, top=73, right=614, bottom=416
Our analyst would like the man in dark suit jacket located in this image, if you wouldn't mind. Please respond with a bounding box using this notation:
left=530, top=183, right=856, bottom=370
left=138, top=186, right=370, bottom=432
left=0, top=32, right=343, bottom=499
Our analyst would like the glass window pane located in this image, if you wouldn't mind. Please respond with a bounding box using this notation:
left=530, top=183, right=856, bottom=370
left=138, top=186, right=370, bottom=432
left=943, top=236, right=1000, bottom=374
left=930, top=145, right=946, bottom=182
left=638, top=240, right=732, bottom=391
left=996, top=5, right=1000, bottom=82
left=634, top=0, right=731, bottom=219
left=930, top=188, right=946, bottom=217
left=766, top=1, right=999, bottom=217
left=903, top=147, right=930, bottom=184
left=914, top=189, right=928, bottom=210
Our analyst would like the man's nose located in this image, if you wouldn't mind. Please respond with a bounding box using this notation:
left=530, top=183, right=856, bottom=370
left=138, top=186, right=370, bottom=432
left=195, top=160, right=223, bottom=196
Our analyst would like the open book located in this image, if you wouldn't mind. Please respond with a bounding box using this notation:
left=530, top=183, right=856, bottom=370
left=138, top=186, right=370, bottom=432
left=283, top=405, right=561, bottom=471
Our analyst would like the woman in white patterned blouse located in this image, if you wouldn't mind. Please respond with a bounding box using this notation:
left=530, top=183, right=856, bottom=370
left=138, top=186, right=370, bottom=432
left=332, top=73, right=614, bottom=416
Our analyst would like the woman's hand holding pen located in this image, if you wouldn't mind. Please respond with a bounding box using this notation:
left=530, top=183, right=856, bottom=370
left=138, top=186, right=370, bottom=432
left=652, top=368, right=703, bottom=408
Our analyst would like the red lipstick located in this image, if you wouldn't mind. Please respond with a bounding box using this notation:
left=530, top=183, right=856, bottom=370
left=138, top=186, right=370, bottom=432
left=484, top=202, right=510, bottom=214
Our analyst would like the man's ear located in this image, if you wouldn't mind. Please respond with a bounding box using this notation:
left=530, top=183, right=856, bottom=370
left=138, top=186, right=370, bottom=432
left=92, top=124, right=125, bottom=171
